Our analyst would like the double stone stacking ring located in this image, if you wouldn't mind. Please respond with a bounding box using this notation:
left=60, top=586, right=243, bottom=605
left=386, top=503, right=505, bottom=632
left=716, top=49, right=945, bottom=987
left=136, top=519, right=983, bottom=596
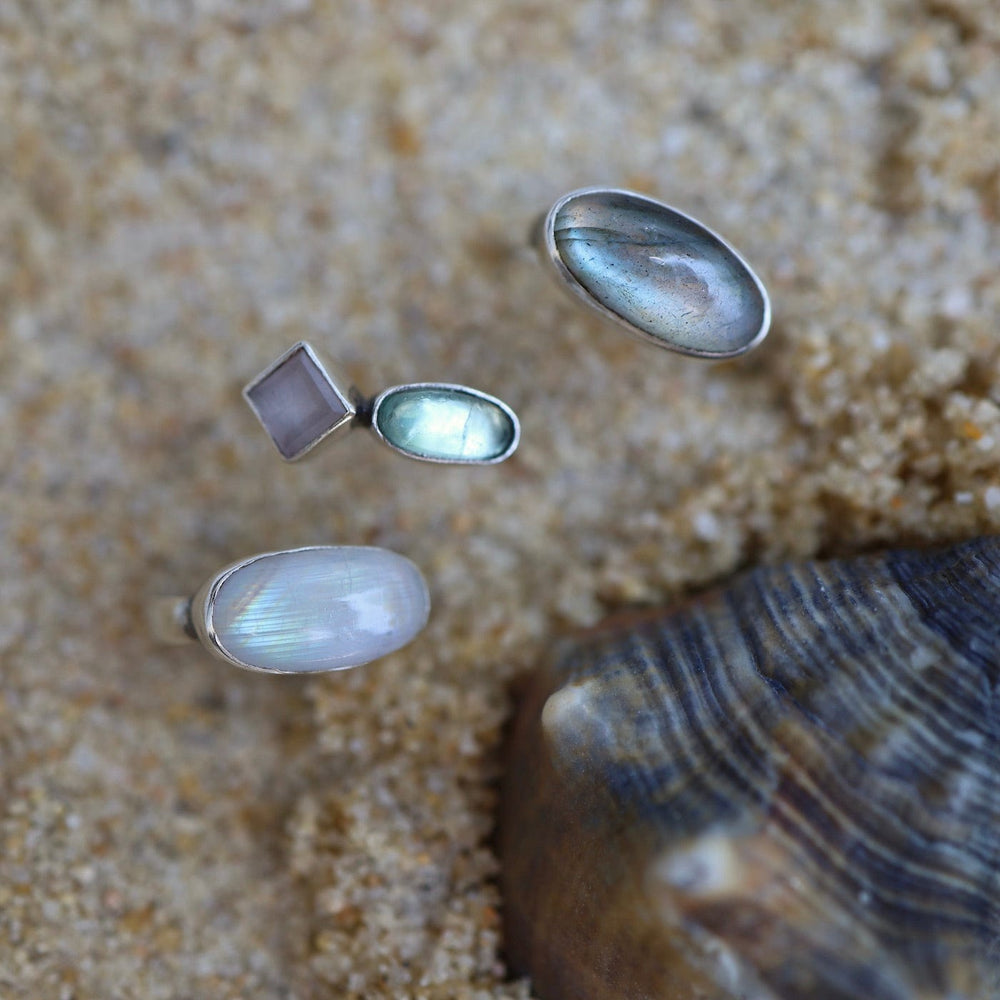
left=244, top=341, right=520, bottom=465
left=533, top=187, right=771, bottom=359
left=149, top=546, right=430, bottom=674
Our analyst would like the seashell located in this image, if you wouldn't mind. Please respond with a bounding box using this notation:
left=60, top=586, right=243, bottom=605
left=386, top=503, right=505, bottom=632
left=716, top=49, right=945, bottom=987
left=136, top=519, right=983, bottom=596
left=536, top=187, right=770, bottom=358
left=499, top=537, right=1000, bottom=1000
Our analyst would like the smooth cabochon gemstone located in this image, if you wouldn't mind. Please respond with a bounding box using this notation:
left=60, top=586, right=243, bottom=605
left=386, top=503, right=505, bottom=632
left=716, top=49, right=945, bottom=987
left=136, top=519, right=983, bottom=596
left=372, top=385, right=519, bottom=463
left=548, top=189, right=769, bottom=358
left=208, top=547, right=429, bottom=673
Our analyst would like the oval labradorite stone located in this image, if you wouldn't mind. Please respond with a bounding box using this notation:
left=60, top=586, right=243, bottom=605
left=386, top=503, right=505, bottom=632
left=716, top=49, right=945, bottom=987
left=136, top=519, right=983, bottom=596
left=551, top=189, right=769, bottom=358
left=209, top=547, right=429, bottom=673
left=373, top=385, right=518, bottom=463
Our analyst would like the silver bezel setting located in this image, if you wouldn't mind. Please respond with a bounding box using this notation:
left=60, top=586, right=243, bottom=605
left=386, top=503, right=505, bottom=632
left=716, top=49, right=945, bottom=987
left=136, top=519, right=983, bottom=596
left=190, top=549, right=294, bottom=674
left=242, top=341, right=357, bottom=462
left=535, top=186, right=772, bottom=360
left=369, top=382, right=522, bottom=465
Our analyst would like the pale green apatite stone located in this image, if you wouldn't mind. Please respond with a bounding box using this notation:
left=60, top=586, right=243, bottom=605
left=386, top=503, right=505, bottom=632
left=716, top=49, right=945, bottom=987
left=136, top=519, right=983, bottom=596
left=210, top=547, right=429, bottom=672
left=374, top=386, right=517, bottom=463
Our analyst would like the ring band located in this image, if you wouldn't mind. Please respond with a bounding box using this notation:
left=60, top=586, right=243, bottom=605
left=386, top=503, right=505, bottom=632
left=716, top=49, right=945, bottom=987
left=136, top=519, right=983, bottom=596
left=533, top=186, right=771, bottom=359
left=244, top=342, right=520, bottom=465
left=150, top=546, right=430, bottom=674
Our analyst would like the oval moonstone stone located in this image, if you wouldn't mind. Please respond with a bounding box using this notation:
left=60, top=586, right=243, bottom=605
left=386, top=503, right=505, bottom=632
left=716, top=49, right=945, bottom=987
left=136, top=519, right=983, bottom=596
left=208, top=547, right=429, bottom=673
left=547, top=189, right=769, bottom=358
left=373, top=385, right=519, bottom=463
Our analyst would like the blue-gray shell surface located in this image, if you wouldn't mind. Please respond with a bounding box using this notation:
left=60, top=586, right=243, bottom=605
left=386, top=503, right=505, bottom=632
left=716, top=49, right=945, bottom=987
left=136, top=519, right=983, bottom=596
left=500, top=537, right=1000, bottom=1000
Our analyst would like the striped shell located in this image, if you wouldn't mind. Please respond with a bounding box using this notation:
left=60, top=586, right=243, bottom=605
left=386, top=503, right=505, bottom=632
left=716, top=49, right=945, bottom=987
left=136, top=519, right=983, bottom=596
left=499, top=537, right=1000, bottom=1000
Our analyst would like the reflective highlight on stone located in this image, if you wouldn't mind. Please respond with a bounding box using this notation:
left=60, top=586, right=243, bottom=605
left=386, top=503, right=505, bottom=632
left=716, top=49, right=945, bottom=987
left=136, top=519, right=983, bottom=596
left=372, top=385, right=519, bottom=464
left=208, top=547, right=429, bottom=673
left=546, top=188, right=769, bottom=358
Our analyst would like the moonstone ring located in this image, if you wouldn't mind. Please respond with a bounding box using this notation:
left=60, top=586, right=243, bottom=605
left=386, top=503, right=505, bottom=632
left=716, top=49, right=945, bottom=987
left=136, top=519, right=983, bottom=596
left=244, top=342, right=520, bottom=465
left=534, top=187, right=771, bottom=359
left=149, top=546, right=430, bottom=674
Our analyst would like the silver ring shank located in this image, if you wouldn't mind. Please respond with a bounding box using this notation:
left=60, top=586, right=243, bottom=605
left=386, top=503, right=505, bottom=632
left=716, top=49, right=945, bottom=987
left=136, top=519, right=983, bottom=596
left=148, top=596, right=197, bottom=645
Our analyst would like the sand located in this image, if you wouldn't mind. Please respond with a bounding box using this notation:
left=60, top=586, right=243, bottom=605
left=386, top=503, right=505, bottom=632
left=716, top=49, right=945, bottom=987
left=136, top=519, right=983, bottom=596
left=3, top=1, right=999, bottom=997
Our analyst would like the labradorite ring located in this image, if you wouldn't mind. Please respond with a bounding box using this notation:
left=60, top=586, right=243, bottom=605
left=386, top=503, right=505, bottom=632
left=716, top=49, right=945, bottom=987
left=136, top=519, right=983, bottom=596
left=534, top=187, right=771, bottom=359
left=149, top=546, right=430, bottom=674
left=243, top=341, right=520, bottom=465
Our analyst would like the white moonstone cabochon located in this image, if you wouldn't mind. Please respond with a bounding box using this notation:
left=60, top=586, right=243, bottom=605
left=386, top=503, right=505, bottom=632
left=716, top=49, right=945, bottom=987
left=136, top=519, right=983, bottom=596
left=209, top=547, right=430, bottom=673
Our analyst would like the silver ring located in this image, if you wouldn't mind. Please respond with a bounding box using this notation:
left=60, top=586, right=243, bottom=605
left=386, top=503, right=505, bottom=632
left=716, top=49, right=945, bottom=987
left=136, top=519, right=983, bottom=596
left=150, top=546, right=430, bottom=674
left=533, top=186, right=771, bottom=359
left=244, top=342, right=520, bottom=464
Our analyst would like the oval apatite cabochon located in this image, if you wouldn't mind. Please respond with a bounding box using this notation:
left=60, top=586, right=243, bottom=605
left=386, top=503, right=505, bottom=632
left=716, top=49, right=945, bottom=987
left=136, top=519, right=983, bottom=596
left=548, top=189, right=769, bottom=358
left=373, top=385, right=519, bottom=463
left=208, top=547, right=429, bottom=672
